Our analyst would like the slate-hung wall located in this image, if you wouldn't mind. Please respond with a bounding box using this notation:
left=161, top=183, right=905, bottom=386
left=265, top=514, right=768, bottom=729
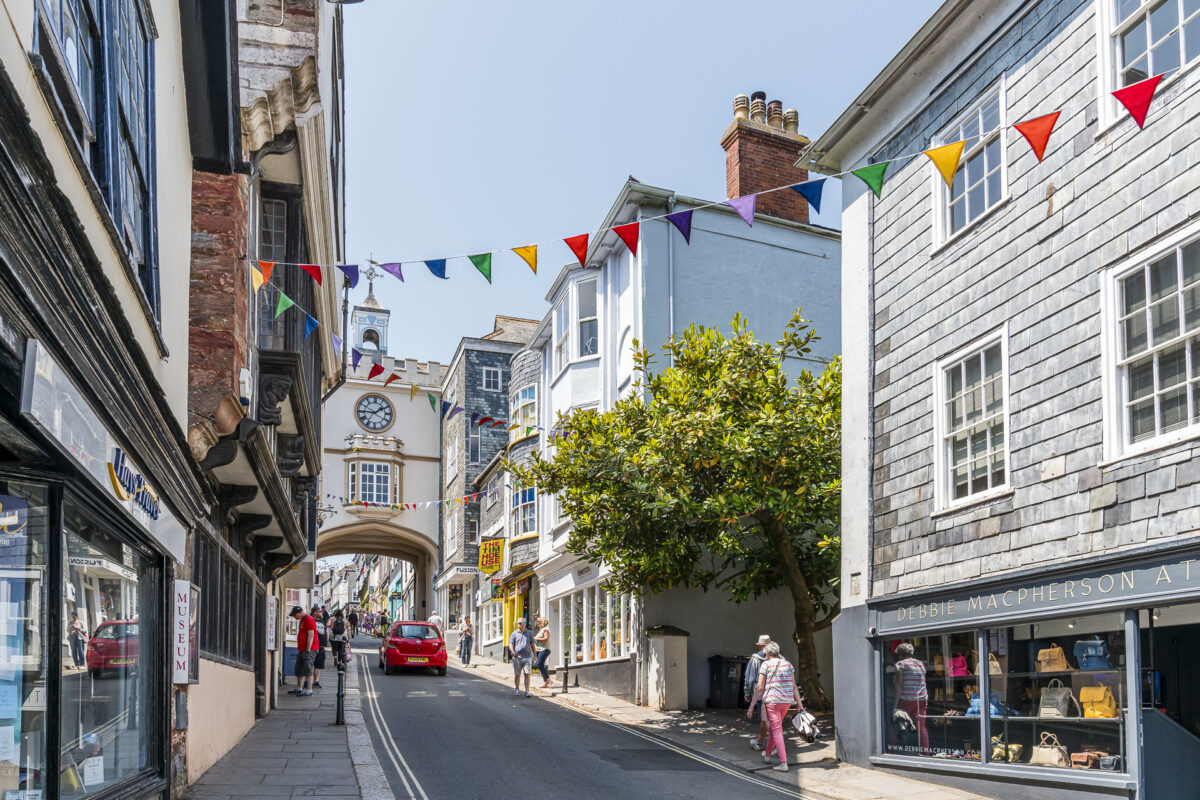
left=867, top=0, right=1200, bottom=596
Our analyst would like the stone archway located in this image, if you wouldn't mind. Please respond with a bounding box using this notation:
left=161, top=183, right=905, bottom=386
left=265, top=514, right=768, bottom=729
left=317, top=520, right=439, bottom=618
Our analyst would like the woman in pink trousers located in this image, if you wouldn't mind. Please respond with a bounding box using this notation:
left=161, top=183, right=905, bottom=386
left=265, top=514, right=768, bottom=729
left=747, top=641, right=805, bottom=772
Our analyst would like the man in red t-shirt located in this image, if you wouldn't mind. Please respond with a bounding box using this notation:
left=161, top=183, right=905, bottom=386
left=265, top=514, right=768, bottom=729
left=289, top=606, right=318, bottom=696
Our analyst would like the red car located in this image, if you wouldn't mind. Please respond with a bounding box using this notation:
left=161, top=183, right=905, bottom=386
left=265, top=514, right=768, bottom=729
left=378, top=622, right=447, bottom=675
left=87, top=620, right=139, bottom=678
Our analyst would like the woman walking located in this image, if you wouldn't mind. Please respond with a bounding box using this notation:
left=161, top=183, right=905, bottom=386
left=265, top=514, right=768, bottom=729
left=69, top=613, right=87, bottom=668
left=747, top=642, right=805, bottom=772
left=534, top=616, right=552, bottom=688
left=458, top=617, right=473, bottom=666
left=330, top=609, right=349, bottom=666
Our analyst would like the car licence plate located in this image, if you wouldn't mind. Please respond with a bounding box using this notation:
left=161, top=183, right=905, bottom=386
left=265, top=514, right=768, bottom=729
left=109, top=659, right=134, bottom=665
left=406, top=657, right=428, bottom=663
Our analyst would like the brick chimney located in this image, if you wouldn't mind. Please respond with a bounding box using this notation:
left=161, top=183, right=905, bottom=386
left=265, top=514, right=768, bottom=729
left=721, top=91, right=812, bottom=224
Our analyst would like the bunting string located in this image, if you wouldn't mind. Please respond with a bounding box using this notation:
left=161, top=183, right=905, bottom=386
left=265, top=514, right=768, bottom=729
left=325, top=486, right=504, bottom=512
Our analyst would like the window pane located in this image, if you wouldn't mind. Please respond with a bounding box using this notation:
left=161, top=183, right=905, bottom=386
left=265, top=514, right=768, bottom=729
left=1159, top=343, right=1187, bottom=387
left=1123, top=312, right=1149, bottom=356
left=579, top=319, right=598, bottom=357
left=1116, top=0, right=1144, bottom=23
left=1150, top=252, right=1178, bottom=300
left=984, top=377, right=1003, bottom=416
left=883, top=631, right=980, bottom=759
left=951, top=198, right=966, bottom=232
left=967, top=183, right=985, bottom=222
left=948, top=363, right=963, bottom=397
left=986, top=170, right=1001, bottom=208
left=1122, top=17, right=1149, bottom=64
left=1129, top=358, right=1155, bottom=400
left=1123, top=56, right=1150, bottom=85
left=1152, top=30, right=1182, bottom=74
left=964, top=354, right=982, bottom=390
left=1161, top=385, right=1188, bottom=432
left=578, top=281, right=597, bottom=318
left=1131, top=397, right=1156, bottom=441
left=947, top=397, right=963, bottom=431
left=984, top=345, right=1002, bottom=379
left=1186, top=15, right=1200, bottom=61
left=980, top=99, right=1000, bottom=135
left=966, top=151, right=984, bottom=186
left=1150, top=0, right=1179, bottom=42
left=1151, top=297, right=1181, bottom=344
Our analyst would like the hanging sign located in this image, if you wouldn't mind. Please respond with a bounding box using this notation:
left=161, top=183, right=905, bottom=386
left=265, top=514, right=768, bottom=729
left=479, top=539, right=505, bottom=574
left=172, top=580, right=191, bottom=684
left=266, top=594, right=278, bottom=651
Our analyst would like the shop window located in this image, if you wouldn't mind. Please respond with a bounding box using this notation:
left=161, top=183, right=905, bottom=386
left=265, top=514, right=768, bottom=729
left=553, top=585, right=631, bottom=667
left=935, top=332, right=1008, bottom=509
left=482, top=602, right=503, bottom=644
left=61, top=498, right=157, bottom=794
left=577, top=279, right=599, bottom=357
left=883, top=631, right=982, bottom=759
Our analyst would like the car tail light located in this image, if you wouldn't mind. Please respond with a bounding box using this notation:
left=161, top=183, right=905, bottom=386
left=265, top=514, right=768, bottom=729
left=388, top=637, right=402, bottom=647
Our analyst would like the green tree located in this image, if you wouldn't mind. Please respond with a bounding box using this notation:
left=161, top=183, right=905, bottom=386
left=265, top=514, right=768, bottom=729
left=509, top=312, right=841, bottom=710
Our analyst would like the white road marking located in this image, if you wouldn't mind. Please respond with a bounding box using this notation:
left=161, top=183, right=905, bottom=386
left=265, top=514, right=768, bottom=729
left=356, top=646, right=430, bottom=800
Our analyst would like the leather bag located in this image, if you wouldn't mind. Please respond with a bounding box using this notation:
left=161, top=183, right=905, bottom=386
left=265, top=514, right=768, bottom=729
left=1036, top=643, right=1072, bottom=672
left=971, top=650, right=1002, bottom=675
left=949, top=653, right=970, bottom=676
left=1038, top=679, right=1080, bottom=718
left=963, top=683, right=979, bottom=701
left=1074, top=637, right=1111, bottom=670
left=990, top=735, right=1024, bottom=763
left=1030, top=732, right=1070, bottom=767
left=1080, top=685, right=1119, bottom=718
left=933, top=653, right=944, bottom=676
left=1071, top=750, right=1107, bottom=769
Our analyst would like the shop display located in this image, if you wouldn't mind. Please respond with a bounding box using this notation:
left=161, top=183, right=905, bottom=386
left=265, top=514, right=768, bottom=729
left=1030, top=732, right=1070, bottom=767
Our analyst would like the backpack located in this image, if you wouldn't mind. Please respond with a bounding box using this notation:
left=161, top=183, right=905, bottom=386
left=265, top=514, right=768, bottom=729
left=332, top=618, right=346, bottom=636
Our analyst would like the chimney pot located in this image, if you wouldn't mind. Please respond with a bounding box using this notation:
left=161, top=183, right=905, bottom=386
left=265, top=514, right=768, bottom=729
left=750, top=94, right=767, bottom=125
left=783, top=109, right=799, bottom=134
left=750, top=90, right=766, bottom=103
left=733, top=94, right=750, bottom=121
left=767, top=100, right=783, bottom=130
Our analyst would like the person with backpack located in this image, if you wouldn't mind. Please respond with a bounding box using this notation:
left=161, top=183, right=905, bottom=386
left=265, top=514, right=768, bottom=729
left=330, top=609, right=350, bottom=666
left=348, top=609, right=359, bottom=638
left=744, top=634, right=772, bottom=751
left=311, top=604, right=329, bottom=689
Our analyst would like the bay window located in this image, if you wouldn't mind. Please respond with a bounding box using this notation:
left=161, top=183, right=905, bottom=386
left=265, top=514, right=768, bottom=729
left=578, top=279, right=598, bottom=357
left=553, top=585, right=632, bottom=666
left=554, top=298, right=570, bottom=372
left=346, top=460, right=396, bottom=505
left=510, top=385, right=536, bottom=441
left=510, top=487, right=536, bottom=535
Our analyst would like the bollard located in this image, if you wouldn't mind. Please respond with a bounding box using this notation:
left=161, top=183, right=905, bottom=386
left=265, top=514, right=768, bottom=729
left=561, top=656, right=569, bottom=695
left=334, top=658, right=346, bottom=725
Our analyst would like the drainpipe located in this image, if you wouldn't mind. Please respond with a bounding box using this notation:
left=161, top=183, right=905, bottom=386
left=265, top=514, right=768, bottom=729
left=666, top=195, right=676, bottom=340
left=321, top=277, right=352, bottom=403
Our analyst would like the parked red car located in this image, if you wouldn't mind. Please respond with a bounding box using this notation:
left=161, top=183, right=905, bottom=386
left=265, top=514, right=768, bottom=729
left=86, top=620, right=139, bottom=678
left=378, top=622, right=447, bottom=675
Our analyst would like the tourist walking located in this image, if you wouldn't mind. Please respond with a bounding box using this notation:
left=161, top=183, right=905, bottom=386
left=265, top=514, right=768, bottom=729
left=348, top=609, right=359, bottom=638
left=330, top=609, right=349, bottom=666
left=377, top=611, right=389, bottom=638
left=534, top=616, right=552, bottom=688
left=288, top=606, right=318, bottom=696
left=311, top=604, right=329, bottom=689
left=747, top=642, right=804, bottom=772
left=69, top=612, right=87, bottom=668
left=457, top=617, right=473, bottom=666
left=428, top=609, right=444, bottom=633
left=744, top=634, right=771, bottom=751
left=509, top=617, right=536, bottom=697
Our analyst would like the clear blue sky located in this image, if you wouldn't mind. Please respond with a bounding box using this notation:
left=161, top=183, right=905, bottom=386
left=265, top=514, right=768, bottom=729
left=343, top=1, right=943, bottom=363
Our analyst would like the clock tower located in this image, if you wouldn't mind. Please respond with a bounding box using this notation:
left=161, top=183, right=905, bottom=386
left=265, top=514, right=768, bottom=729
left=352, top=267, right=390, bottom=356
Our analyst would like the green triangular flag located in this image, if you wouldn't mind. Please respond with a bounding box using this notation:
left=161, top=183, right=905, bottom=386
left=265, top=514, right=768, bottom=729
left=274, top=292, right=295, bottom=318
left=469, top=253, right=492, bottom=283
left=427, top=393, right=437, bottom=412
left=851, top=162, right=890, bottom=198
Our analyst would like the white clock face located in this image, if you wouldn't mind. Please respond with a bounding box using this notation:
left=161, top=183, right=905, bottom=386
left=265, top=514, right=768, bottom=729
left=356, top=394, right=393, bottom=431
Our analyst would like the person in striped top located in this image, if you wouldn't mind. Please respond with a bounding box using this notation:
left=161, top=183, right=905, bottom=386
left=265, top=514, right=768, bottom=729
left=746, top=642, right=805, bottom=772
left=892, top=642, right=929, bottom=754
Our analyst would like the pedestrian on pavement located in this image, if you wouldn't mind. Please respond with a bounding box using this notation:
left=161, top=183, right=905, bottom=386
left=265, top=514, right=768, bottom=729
left=509, top=617, right=536, bottom=697
left=533, top=616, right=552, bottom=688
left=378, top=611, right=389, bottom=638
left=891, top=642, right=929, bottom=755
left=321, top=605, right=330, bottom=625
left=330, top=609, right=349, bottom=667
left=428, top=609, right=443, bottom=633
left=311, top=605, right=329, bottom=689
left=745, top=634, right=772, bottom=752
left=69, top=612, right=87, bottom=668
left=289, top=606, right=318, bottom=696
left=348, top=609, right=359, bottom=638
left=747, top=641, right=804, bottom=773
left=458, top=617, right=473, bottom=666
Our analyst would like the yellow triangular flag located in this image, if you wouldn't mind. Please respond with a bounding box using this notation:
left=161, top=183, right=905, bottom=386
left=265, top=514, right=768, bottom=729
left=924, top=141, right=965, bottom=189
left=513, top=245, right=537, bottom=274
left=410, top=383, right=420, bottom=402
left=251, top=266, right=264, bottom=294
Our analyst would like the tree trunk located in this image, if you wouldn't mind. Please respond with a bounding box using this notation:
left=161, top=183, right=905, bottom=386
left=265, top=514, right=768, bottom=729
left=757, top=512, right=830, bottom=712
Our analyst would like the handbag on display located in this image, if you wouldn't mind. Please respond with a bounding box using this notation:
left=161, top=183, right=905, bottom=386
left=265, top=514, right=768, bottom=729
left=1036, top=643, right=1072, bottom=672
left=965, top=691, right=1007, bottom=718
left=963, top=683, right=979, bottom=700
left=1073, top=636, right=1112, bottom=670
left=1030, top=732, right=1070, bottom=767
left=933, top=653, right=944, bottom=676
left=1080, top=685, right=1119, bottom=718
left=982, top=652, right=1001, bottom=675
left=1099, top=755, right=1122, bottom=771
left=949, top=653, right=971, bottom=676
left=1070, top=750, right=1107, bottom=769
left=1038, top=679, right=1081, bottom=718
left=990, top=734, right=1024, bottom=763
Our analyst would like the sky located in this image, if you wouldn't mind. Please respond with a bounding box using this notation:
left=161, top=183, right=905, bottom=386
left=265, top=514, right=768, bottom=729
left=343, top=1, right=944, bottom=364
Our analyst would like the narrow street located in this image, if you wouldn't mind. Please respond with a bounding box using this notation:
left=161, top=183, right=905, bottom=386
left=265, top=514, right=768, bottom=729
left=350, top=638, right=801, bottom=800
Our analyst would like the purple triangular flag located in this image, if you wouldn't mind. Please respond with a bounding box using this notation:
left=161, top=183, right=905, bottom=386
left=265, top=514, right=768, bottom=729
left=303, top=314, right=318, bottom=339
left=352, top=348, right=363, bottom=370
left=336, top=264, right=360, bottom=288
left=790, top=179, right=825, bottom=215
left=379, top=262, right=404, bottom=282
left=425, top=259, right=448, bottom=279
left=666, top=209, right=693, bottom=243
left=470, top=411, right=479, bottom=427
left=726, top=195, right=756, bottom=227
left=331, top=332, right=343, bottom=354
left=447, top=406, right=464, bottom=420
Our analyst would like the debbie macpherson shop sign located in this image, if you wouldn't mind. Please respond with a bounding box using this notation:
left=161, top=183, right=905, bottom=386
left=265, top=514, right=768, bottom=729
left=873, top=548, right=1200, bottom=635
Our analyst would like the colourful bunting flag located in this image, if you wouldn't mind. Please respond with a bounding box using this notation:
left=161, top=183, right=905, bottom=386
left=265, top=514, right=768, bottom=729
left=441, top=401, right=451, bottom=419
left=614, top=222, right=640, bottom=256
left=251, top=266, right=264, bottom=294
left=666, top=209, right=693, bottom=243
left=508, top=423, right=520, bottom=432
left=469, top=253, right=492, bottom=283
left=258, top=261, right=276, bottom=284
left=368, top=362, right=384, bottom=380
left=428, top=393, right=437, bottom=412
left=425, top=259, right=448, bottom=279
left=470, top=412, right=479, bottom=427
left=299, top=264, right=323, bottom=286
left=564, top=234, right=589, bottom=267
left=526, top=427, right=535, bottom=437
left=274, top=292, right=294, bottom=318
left=379, top=262, right=404, bottom=282
left=852, top=162, right=890, bottom=198
left=410, top=383, right=420, bottom=401
left=791, top=179, right=825, bottom=214
left=303, top=314, right=318, bottom=339
left=448, top=406, right=464, bottom=420
left=726, top=195, right=756, bottom=227
left=352, top=349, right=363, bottom=369
left=1112, top=74, right=1162, bottom=129
left=331, top=332, right=343, bottom=354
left=513, top=245, right=538, bottom=274
left=337, top=264, right=360, bottom=288
left=924, top=141, right=965, bottom=189
left=490, top=420, right=506, bottom=428
left=385, top=373, right=402, bottom=386
left=1013, top=111, right=1061, bottom=162
left=478, top=416, right=494, bottom=427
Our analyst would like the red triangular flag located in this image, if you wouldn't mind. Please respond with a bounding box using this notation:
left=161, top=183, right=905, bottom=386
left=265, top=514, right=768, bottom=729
left=564, top=234, right=589, bottom=267
left=299, top=264, right=322, bottom=286
left=1112, top=74, right=1162, bottom=130
left=614, top=222, right=639, bottom=256
left=258, top=261, right=276, bottom=284
left=1013, top=111, right=1061, bottom=163
left=478, top=416, right=494, bottom=427
left=368, top=362, right=384, bottom=379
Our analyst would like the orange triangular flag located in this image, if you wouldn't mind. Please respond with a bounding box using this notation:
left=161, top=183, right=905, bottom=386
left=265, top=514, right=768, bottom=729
left=924, top=141, right=965, bottom=189
left=250, top=266, right=264, bottom=294
left=1112, top=74, right=1162, bottom=129
left=384, top=373, right=402, bottom=387
left=564, top=234, right=589, bottom=267
left=513, top=245, right=537, bottom=274
left=1013, top=111, right=1061, bottom=162
left=258, top=261, right=276, bottom=284
left=614, top=222, right=640, bottom=256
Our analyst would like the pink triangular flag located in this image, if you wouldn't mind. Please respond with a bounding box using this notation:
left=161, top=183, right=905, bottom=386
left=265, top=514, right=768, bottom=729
left=726, top=195, right=756, bottom=227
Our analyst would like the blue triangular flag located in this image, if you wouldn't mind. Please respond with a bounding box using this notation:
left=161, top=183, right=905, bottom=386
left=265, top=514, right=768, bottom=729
left=352, top=348, right=363, bottom=370
left=441, top=401, right=451, bottom=419
left=336, top=264, right=360, bottom=288
left=790, top=179, right=825, bottom=215
left=304, top=314, right=318, bottom=339
left=425, top=259, right=448, bottom=279
left=666, top=209, right=693, bottom=244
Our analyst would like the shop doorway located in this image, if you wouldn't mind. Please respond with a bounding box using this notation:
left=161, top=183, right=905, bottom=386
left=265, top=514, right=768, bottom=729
left=1142, top=602, right=1200, bottom=799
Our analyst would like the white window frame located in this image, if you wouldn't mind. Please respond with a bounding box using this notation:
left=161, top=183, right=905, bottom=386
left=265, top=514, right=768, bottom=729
left=446, top=439, right=458, bottom=483
left=510, top=486, right=536, bottom=536
left=1101, top=220, right=1200, bottom=462
left=931, top=76, right=1009, bottom=246
left=932, top=327, right=1011, bottom=512
left=553, top=585, right=634, bottom=668
left=554, top=296, right=570, bottom=375
left=347, top=461, right=357, bottom=503
left=347, top=459, right=398, bottom=505
left=510, top=385, right=537, bottom=442
left=482, top=367, right=501, bottom=392
left=445, top=514, right=458, bottom=554
left=468, top=424, right=481, bottom=464
left=486, top=475, right=500, bottom=508
left=1098, top=0, right=1200, bottom=129
left=469, top=518, right=479, bottom=544
left=482, top=601, right=503, bottom=644
left=577, top=278, right=599, bottom=359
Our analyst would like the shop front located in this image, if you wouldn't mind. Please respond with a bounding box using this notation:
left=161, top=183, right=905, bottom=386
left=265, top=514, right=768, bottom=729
left=858, top=544, right=1200, bottom=800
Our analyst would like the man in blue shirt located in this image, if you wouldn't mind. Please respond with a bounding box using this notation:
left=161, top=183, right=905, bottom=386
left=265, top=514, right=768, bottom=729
left=510, top=618, right=536, bottom=697
left=745, top=634, right=771, bottom=751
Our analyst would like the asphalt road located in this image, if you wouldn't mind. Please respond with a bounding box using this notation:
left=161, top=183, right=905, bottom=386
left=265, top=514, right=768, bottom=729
left=350, top=636, right=801, bottom=800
